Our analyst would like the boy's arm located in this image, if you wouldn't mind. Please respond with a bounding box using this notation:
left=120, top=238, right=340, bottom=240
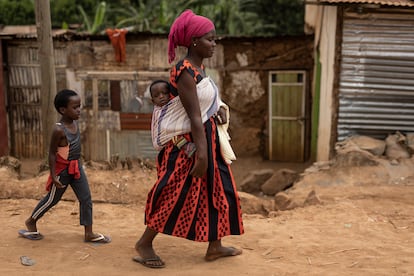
left=48, top=125, right=66, bottom=188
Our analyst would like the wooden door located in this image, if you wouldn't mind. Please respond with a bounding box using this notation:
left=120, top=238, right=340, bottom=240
left=269, top=71, right=306, bottom=162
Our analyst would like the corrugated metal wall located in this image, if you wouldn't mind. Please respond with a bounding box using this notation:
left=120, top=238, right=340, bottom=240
left=8, top=46, right=43, bottom=158
left=7, top=45, right=67, bottom=158
left=337, top=8, right=414, bottom=141
left=110, top=130, right=156, bottom=160
left=81, top=130, right=156, bottom=161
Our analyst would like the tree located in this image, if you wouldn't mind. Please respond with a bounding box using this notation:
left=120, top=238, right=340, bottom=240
left=113, top=0, right=184, bottom=33
left=112, top=0, right=151, bottom=32
left=50, top=0, right=96, bottom=29
left=245, top=0, right=304, bottom=36
left=78, top=1, right=108, bottom=34
left=196, top=0, right=260, bottom=35
left=0, top=0, right=305, bottom=36
left=0, top=0, right=35, bottom=25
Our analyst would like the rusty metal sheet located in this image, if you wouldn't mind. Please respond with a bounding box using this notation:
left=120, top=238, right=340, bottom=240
left=337, top=8, right=414, bottom=140
left=320, top=0, right=414, bottom=7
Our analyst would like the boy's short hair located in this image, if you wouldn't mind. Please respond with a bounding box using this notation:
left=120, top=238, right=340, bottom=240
left=54, top=89, right=78, bottom=114
left=149, top=80, right=170, bottom=97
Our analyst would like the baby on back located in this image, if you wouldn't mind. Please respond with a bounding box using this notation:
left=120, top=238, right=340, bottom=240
left=149, top=79, right=236, bottom=163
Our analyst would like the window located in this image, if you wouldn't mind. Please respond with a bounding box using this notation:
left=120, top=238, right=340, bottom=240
left=80, top=72, right=168, bottom=130
left=83, top=79, right=111, bottom=108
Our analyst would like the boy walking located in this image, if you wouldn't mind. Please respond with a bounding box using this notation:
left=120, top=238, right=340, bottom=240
left=18, top=89, right=110, bottom=243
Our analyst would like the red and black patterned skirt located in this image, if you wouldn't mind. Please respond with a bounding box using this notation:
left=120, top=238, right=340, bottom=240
left=145, top=117, right=244, bottom=242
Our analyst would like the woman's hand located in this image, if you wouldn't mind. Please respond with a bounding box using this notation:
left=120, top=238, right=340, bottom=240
left=190, top=147, right=208, bottom=177
left=216, top=106, right=227, bottom=125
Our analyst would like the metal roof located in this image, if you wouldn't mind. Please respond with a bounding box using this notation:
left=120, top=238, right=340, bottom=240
left=0, top=25, right=71, bottom=38
left=0, top=25, right=170, bottom=40
left=320, top=0, right=414, bottom=6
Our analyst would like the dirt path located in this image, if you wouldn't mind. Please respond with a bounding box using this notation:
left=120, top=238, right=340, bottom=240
left=1, top=157, right=414, bottom=275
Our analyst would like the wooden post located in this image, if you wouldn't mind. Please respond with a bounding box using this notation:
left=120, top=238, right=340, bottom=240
left=35, top=0, right=57, bottom=159
left=91, top=78, right=99, bottom=160
left=0, top=41, right=8, bottom=156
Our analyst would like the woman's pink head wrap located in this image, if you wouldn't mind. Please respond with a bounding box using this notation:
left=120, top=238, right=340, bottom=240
left=168, top=10, right=215, bottom=63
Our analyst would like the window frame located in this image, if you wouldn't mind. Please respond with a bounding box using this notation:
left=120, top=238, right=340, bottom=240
left=78, top=71, right=168, bottom=130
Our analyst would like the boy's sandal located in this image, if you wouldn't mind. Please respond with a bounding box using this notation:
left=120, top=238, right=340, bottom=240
left=18, top=229, right=44, bottom=240
left=85, top=233, right=111, bottom=244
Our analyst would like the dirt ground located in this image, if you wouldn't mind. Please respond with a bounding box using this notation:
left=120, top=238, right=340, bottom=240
left=1, top=155, right=414, bottom=276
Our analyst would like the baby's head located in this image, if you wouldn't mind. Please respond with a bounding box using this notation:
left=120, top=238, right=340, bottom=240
left=150, top=80, right=170, bottom=107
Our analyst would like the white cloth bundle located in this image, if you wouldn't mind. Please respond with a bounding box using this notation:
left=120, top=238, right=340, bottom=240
left=216, top=102, right=236, bottom=164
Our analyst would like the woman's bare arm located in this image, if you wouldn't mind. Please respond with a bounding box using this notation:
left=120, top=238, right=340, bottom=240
left=177, top=70, right=208, bottom=177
